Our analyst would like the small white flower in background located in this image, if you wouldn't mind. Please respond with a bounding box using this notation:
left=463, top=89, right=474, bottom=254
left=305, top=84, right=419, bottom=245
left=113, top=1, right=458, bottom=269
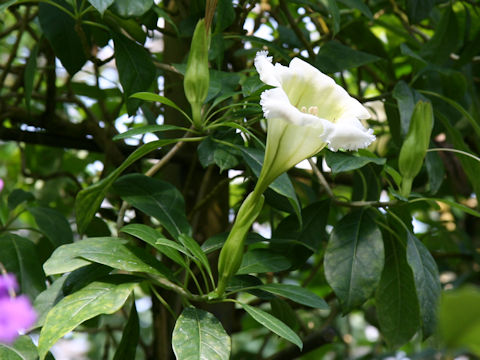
left=254, top=51, right=375, bottom=189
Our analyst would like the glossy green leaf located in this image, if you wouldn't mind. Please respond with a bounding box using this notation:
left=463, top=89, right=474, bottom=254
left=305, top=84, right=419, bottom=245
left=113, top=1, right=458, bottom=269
left=172, top=307, right=231, bottom=360
left=241, top=304, right=302, bottom=349
left=113, top=33, right=155, bottom=115
left=112, top=124, right=190, bottom=140
left=38, top=0, right=87, bottom=75
left=406, top=232, right=441, bottom=338
left=315, top=41, right=380, bottom=73
left=24, top=43, right=38, bottom=112
left=324, top=209, right=384, bottom=313
left=0, top=234, right=46, bottom=298
left=337, top=0, right=372, bottom=19
left=0, top=336, right=38, bottom=360
left=325, top=151, right=386, bottom=174
left=178, top=234, right=211, bottom=273
left=113, top=174, right=191, bottom=239
left=405, top=0, right=434, bottom=23
left=255, top=283, right=329, bottom=309
left=75, top=139, right=180, bottom=234
left=113, top=301, right=139, bottom=360
left=43, top=237, right=171, bottom=278
left=120, top=224, right=186, bottom=266
left=326, top=0, right=340, bottom=34
left=7, top=189, right=34, bottom=210
left=87, top=0, right=114, bottom=14
left=38, top=279, right=136, bottom=360
left=438, top=286, right=480, bottom=356
left=29, top=207, right=73, bottom=247
left=393, top=81, right=416, bottom=137
left=376, top=234, right=420, bottom=348
left=420, top=6, right=461, bottom=64
left=112, top=0, right=153, bottom=17
left=130, top=92, right=190, bottom=120
left=237, top=249, right=291, bottom=275
left=241, top=146, right=301, bottom=222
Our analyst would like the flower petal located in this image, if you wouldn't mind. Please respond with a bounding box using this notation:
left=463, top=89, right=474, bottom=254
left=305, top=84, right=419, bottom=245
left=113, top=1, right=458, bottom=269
left=254, top=51, right=282, bottom=87
left=321, top=117, right=376, bottom=151
left=260, top=88, right=322, bottom=127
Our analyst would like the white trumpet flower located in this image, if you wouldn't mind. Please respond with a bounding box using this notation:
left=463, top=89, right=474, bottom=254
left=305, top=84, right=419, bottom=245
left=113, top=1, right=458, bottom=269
left=254, top=51, right=375, bottom=191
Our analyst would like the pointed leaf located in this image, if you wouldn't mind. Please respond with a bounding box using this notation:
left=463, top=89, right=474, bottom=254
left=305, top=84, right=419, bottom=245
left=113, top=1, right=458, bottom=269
left=241, top=304, right=302, bottom=349
left=75, top=139, right=181, bottom=234
left=43, top=237, right=172, bottom=279
left=237, top=249, right=291, bottom=275
left=38, top=279, right=136, bottom=360
left=172, top=307, right=231, bottom=360
left=29, top=207, right=73, bottom=247
left=255, top=283, right=329, bottom=310
left=376, top=235, right=420, bottom=348
left=324, top=210, right=384, bottom=313
left=0, top=234, right=46, bottom=298
left=113, top=174, right=191, bottom=239
left=120, top=224, right=186, bottom=266
left=406, top=232, right=441, bottom=338
left=113, top=301, right=139, bottom=360
left=113, top=124, right=190, bottom=140
left=113, top=33, right=155, bottom=115
left=87, top=0, right=114, bottom=15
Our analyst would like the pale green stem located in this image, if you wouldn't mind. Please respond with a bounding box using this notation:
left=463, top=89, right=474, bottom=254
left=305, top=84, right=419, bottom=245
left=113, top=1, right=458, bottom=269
left=216, top=187, right=265, bottom=297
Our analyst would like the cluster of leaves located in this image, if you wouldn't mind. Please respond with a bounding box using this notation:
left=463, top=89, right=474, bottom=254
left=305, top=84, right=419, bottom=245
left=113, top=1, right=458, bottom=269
left=1, top=0, right=480, bottom=359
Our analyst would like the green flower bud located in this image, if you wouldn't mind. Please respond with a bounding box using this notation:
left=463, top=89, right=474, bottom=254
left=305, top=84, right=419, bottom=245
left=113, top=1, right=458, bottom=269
left=216, top=191, right=265, bottom=297
left=184, top=19, right=210, bottom=128
left=399, top=101, right=434, bottom=196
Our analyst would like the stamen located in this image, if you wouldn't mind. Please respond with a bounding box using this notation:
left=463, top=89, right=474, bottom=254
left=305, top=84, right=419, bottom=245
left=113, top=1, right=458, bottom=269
left=308, top=106, right=318, bottom=116
left=300, top=106, right=307, bottom=113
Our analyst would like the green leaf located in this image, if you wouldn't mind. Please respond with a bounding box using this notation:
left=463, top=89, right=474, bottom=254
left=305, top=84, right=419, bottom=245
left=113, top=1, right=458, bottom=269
left=43, top=237, right=172, bottom=278
left=237, top=249, right=291, bottom=275
left=376, top=234, right=420, bottom=348
left=0, top=336, right=38, bottom=360
left=241, top=304, right=302, bottom=350
left=393, top=81, right=416, bottom=137
left=240, top=146, right=301, bottom=223
left=324, top=209, right=384, bottom=313
left=438, top=286, right=480, bottom=356
left=327, top=0, right=340, bottom=34
left=113, top=124, right=190, bottom=140
left=120, top=224, right=186, bottom=266
left=315, top=40, right=380, bottom=73
left=254, top=283, right=329, bottom=309
left=425, top=152, right=444, bottom=194
left=420, top=90, right=480, bottom=139
left=38, top=279, right=136, bottom=360
left=130, top=92, right=190, bottom=120
left=38, top=0, right=87, bottom=75
left=112, top=0, right=153, bottom=17
left=405, top=0, right=434, bottom=23
left=0, top=0, right=19, bottom=13
left=178, top=234, right=211, bottom=274
left=406, top=232, right=441, bottom=339
left=29, top=207, right=73, bottom=247
left=420, top=6, right=461, bottom=64
left=0, top=234, right=46, bottom=298
left=113, top=301, right=139, bottom=360
left=271, top=200, right=330, bottom=267
left=172, top=307, right=231, bottom=360
left=325, top=151, right=386, bottom=174
left=113, top=174, right=191, bottom=239
left=87, top=0, right=114, bottom=15
left=113, top=33, right=155, bottom=115
left=337, top=0, right=372, bottom=19
left=8, top=189, right=34, bottom=210
left=33, top=276, right=67, bottom=328
left=24, top=43, right=38, bottom=111
left=75, top=139, right=180, bottom=234
left=410, top=197, right=480, bottom=218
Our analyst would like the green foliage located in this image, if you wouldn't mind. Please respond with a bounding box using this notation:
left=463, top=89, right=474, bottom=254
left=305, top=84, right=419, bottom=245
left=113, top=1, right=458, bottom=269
left=1, top=0, right=479, bottom=358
